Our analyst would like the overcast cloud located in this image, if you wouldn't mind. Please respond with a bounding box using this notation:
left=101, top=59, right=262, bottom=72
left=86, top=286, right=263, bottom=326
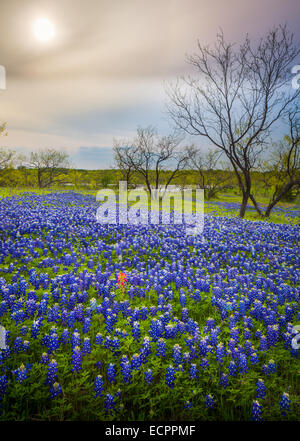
left=0, top=0, right=299, bottom=168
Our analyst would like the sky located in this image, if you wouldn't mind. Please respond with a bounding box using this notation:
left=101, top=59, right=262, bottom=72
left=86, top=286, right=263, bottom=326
left=0, top=0, right=299, bottom=169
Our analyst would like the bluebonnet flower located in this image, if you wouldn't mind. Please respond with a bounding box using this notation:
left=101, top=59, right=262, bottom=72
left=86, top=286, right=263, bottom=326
left=189, top=363, right=198, bottom=380
left=149, top=318, right=164, bottom=341
left=48, top=333, right=60, bottom=352
left=83, top=317, right=91, bottom=334
left=71, top=331, right=81, bottom=349
left=256, top=379, right=266, bottom=400
left=243, top=328, right=251, bottom=340
left=244, top=340, right=252, bottom=356
left=267, top=325, right=280, bottom=347
left=216, top=343, right=225, bottom=365
left=183, top=352, right=191, bottom=363
left=45, top=359, right=58, bottom=385
left=104, top=393, right=115, bottom=415
left=279, top=392, right=291, bottom=415
left=142, top=336, right=151, bottom=355
left=259, top=336, right=268, bottom=351
left=199, top=338, right=209, bottom=356
left=262, top=364, right=269, bottom=376
left=220, top=373, right=229, bottom=388
left=112, top=337, right=120, bottom=354
left=71, top=346, right=82, bottom=373
left=177, top=364, right=184, bottom=372
left=14, top=363, right=29, bottom=384
left=41, top=352, right=49, bottom=364
left=200, top=358, right=209, bottom=371
left=207, top=344, right=214, bottom=355
left=250, top=352, right=259, bottom=365
left=181, top=308, right=189, bottom=321
left=165, top=365, right=175, bottom=389
left=104, top=336, right=112, bottom=350
left=184, top=400, right=192, bottom=409
left=144, top=369, right=153, bottom=384
left=165, top=324, right=176, bottom=339
left=20, top=325, right=28, bottom=336
left=0, top=375, right=8, bottom=398
left=156, top=338, right=167, bottom=357
left=115, top=388, right=121, bottom=399
left=131, top=353, right=141, bottom=371
left=268, top=359, right=276, bottom=373
left=131, top=321, right=141, bottom=342
left=179, top=293, right=186, bottom=307
left=172, top=344, right=182, bottom=365
left=121, top=360, right=132, bottom=384
left=251, top=400, right=263, bottom=421
left=230, top=327, right=239, bottom=341
left=205, top=394, right=215, bottom=409
left=94, top=375, right=104, bottom=397
left=74, top=304, right=84, bottom=322
left=61, top=328, right=70, bottom=345
left=105, top=314, right=117, bottom=334
left=50, top=382, right=62, bottom=399
left=0, top=301, right=8, bottom=318
left=228, top=338, right=236, bottom=352
left=228, top=360, right=237, bottom=377
left=255, top=329, right=262, bottom=339
left=107, top=363, right=116, bottom=383
left=1, top=191, right=299, bottom=420
left=206, top=318, right=215, bottom=330
left=210, top=329, right=220, bottom=347
left=95, top=333, right=103, bottom=345
left=82, top=337, right=91, bottom=355
left=11, top=309, right=25, bottom=325
left=67, top=311, right=76, bottom=328
left=13, top=337, right=23, bottom=353
left=89, top=297, right=97, bottom=311
left=237, top=353, right=248, bottom=374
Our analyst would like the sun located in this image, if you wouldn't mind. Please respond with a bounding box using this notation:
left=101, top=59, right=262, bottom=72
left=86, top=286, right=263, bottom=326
left=33, top=18, right=55, bottom=42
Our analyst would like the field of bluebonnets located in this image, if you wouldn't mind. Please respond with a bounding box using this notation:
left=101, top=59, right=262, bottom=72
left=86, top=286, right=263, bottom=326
left=0, top=191, right=299, bottom=421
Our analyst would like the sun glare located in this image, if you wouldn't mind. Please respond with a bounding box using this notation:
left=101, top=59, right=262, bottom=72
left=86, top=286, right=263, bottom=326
left=33, top=18, right=55, bottom=42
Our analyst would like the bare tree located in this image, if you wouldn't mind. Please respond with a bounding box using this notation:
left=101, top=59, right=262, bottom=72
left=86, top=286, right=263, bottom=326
left=113, top=141, right=135, bottom=187
left=186, top=146, right=231, bottom=199
left=167, top=25, right=300, bottom=217
left=0, top=123, right=7, bottom=137
left=29, top=148, right=70, bottom=188
left=114, top=126, right=188, bottom=195
left=0, top=122, right=16, bottom=170
left=0, top=148, right=16, bottom=170
left=261, top=108, right=300, bottom=217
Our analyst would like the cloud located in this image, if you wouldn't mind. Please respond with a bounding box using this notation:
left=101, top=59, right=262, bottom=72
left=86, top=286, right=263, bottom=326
left=72, top=146, right=114, bottom=169
left=0, top=0, right=299, bottom=166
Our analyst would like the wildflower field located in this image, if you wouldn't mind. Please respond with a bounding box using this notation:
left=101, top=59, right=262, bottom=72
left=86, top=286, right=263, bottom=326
left=0, top=192, right=299, bottom=421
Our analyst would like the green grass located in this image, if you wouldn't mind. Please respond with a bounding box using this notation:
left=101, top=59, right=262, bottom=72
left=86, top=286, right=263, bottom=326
left=0, top=189, right=299, bottom=421
left=0, top=186, right=299, bottom=225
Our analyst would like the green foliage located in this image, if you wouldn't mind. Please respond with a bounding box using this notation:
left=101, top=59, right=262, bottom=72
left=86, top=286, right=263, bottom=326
left=0, top=202, right=299, bottom=420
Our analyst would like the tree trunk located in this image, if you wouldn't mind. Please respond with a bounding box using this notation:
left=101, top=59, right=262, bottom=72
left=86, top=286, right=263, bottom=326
left=145, top=176, right=152, bottom=196
left=38, top=169, right=42, bottom=188
left=264, top=180, right=297, bottom=217
left=126, top=170, right=131, bottom=187
left=249, top=194, right=262, bottom=217
left=239, top=191, right=249, bottom=218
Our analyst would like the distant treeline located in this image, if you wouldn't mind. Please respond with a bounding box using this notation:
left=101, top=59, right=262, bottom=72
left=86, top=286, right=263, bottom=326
left=1, top=26, right=299, bottom=218
left=0, top=166, right=297, bottom=201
